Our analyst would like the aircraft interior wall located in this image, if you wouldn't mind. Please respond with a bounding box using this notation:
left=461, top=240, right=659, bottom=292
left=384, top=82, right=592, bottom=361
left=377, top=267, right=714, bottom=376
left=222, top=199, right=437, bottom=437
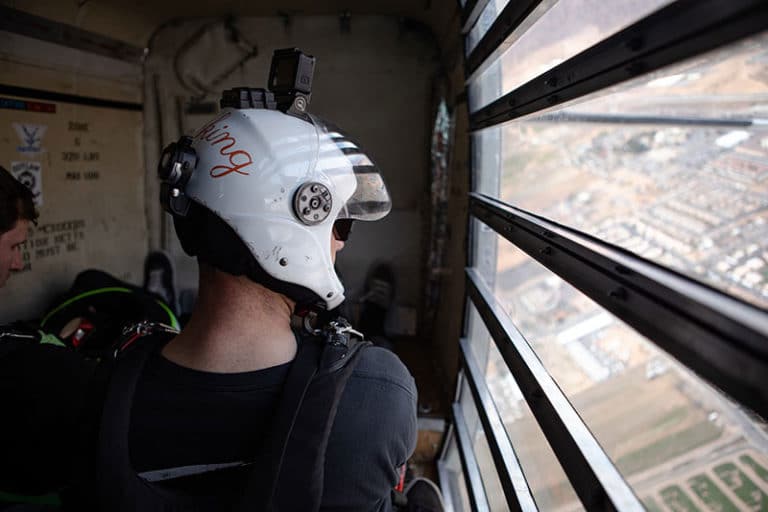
left=0, top=28, right=146, bottom=323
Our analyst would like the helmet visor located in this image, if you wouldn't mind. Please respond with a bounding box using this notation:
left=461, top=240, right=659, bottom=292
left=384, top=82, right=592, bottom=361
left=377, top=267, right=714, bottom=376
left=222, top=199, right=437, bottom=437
left=310, top=115, right=392, bottom=222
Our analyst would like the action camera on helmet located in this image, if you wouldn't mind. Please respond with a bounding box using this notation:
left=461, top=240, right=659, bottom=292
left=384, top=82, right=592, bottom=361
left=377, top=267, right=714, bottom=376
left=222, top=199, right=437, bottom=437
left=268, top=48, right=315, bottom=113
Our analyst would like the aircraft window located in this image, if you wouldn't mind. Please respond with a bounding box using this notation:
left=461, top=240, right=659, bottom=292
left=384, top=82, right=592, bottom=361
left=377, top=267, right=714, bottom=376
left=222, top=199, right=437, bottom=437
left=468, top=0, right=673, bottom=112
left=470, top=218, right=499, bottom=294
left=470, top=223, right=768, bottom=509
left=465, top=0, right=512, bottom=55
left=472, top=33, right=768, bottom=310
left=457, top=377, right=510, bottom=511
left=472, top=129, right=501, bottom=199
left=455, top=0, right=767, bottom=508
left=438, top=434, right=473, bottom=512
left=465, top=302, right=584, bottom=511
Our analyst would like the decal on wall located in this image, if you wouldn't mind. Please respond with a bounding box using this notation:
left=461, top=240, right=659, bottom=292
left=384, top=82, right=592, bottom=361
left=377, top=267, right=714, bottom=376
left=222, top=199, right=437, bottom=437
left=0, top=97, right=56, bottom=113
left=11, top=160, right=43, bottom=206
left=61, top=120, right=101, bottom=182
left=24, top=219, right=87, bottom=265
left=61, top=151, right=100, bottom=162
left=65, top=170, right=100, bottom=181
left=12, top=122, right=48, bottom=155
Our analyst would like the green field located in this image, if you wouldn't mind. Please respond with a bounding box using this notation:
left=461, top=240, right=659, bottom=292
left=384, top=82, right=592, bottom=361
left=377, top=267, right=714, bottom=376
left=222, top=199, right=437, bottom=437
left=615, top=420, right=722, bottom=476
left=741, top=455, right=768, bottom=485
left=689, top=474, right=739, bottom=512
left=714, top=462, right=768, bottom=509
left=661, top=484, right=701, bottom=512
left=641, top=453, right=768, bottom=512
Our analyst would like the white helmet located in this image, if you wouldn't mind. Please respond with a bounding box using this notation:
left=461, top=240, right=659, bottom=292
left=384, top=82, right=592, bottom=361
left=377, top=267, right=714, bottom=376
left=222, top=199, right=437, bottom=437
left=158, top=90, right=391, bottom=309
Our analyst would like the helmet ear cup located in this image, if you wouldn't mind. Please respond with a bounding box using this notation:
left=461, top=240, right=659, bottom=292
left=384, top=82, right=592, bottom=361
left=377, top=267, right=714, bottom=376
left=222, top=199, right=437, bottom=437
left=158, top=136, right=197, bottom=217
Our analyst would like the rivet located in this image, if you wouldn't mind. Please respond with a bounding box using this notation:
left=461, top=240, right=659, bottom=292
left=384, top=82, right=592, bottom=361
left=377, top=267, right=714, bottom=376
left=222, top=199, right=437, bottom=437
left=326, top=292, right=333, bottom=298
left=615, top=265, right=631, bottom=275
left=171, top=188, right=180, bottom=197
left=608, top=287, right=627, bottom=300
left=279, top=258, right=288, bottom=266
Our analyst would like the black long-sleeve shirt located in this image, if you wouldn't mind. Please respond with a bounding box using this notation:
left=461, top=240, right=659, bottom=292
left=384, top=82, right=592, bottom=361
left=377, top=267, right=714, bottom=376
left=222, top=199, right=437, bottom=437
left=0, top=338, right=418, bottom=511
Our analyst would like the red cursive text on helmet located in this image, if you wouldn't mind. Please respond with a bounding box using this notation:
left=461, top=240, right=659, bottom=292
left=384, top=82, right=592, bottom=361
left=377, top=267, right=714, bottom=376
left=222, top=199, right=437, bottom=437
left=194, top=112, right=254, bottom=178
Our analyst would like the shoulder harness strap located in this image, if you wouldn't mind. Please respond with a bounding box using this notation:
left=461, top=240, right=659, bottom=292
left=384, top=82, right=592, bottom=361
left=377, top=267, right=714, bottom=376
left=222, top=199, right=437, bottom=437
left=235, top=316, right=370, bottom=512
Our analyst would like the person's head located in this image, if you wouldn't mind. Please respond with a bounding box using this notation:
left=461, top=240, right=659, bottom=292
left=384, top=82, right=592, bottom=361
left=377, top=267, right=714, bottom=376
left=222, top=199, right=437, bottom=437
left=0, top=165, right=38, bottom=287
left=159, top=88, right=391, bottom=311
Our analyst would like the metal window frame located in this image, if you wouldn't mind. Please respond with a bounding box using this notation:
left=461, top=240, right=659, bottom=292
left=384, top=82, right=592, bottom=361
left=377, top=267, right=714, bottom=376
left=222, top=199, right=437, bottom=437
left=437, top=427, right=460, bottom=512
left=466, top=268, right=645, bottom=511
left=460, top=0, right=492, bottom=35
left=459, top=337, right=538, bottom=512
left=469, top=0, right=768, bottom=129
left=465, top=0, right=544, bottom=77
left=452, top=403, right=492, bottom=512
left=470, top=193, right=768, bottom=418
left=531, top=112, right=758, bottom=128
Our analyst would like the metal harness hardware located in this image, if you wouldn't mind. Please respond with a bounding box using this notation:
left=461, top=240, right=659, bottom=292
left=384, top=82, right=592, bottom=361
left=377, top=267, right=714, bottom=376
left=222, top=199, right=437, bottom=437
left=115, top=321, right=179, bottom=357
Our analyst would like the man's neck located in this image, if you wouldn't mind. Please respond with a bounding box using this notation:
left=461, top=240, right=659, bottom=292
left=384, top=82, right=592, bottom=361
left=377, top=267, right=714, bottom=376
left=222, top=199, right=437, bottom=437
left=162, top=265, right=298, bottom=373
